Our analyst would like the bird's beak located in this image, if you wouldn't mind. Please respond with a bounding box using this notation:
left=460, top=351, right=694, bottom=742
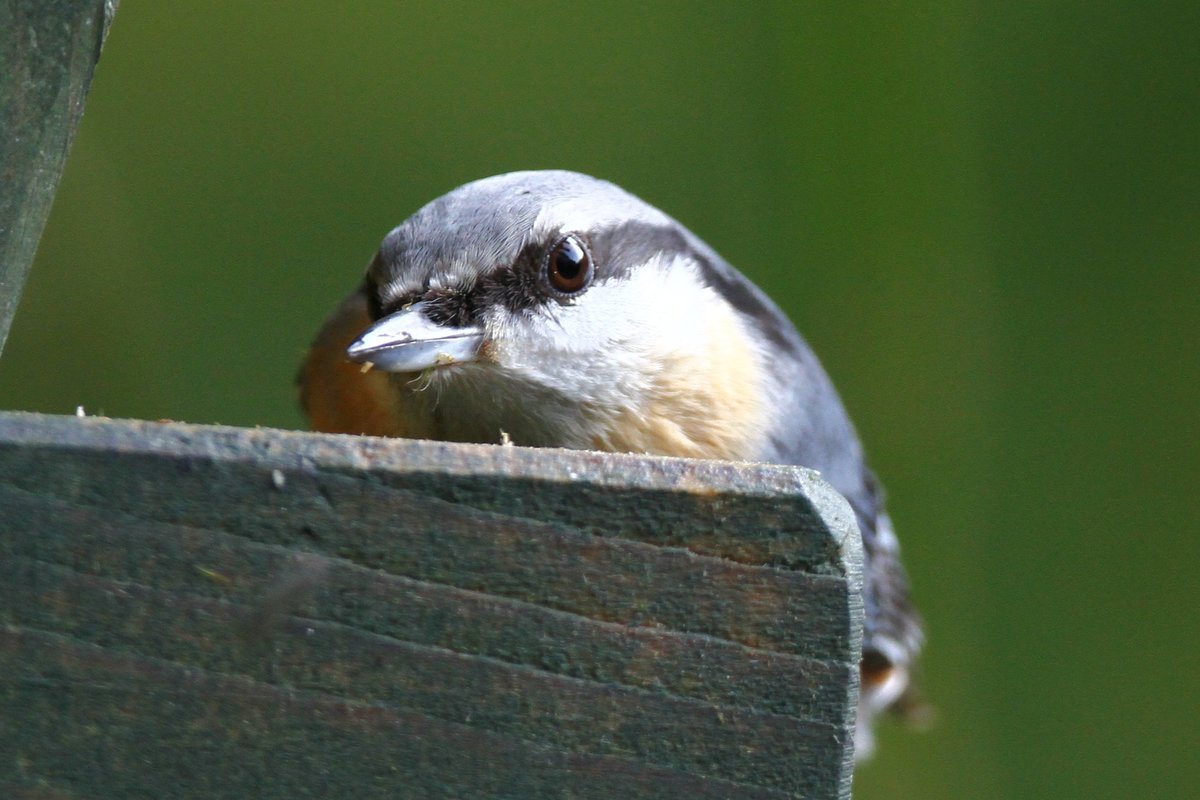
left=346, top=301, right=484, bottom=372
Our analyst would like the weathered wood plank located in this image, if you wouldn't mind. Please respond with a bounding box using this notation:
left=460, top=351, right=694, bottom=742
left=0, top=0, right=118, bottom=356
left=2, top=486, right=848, bottom=724
left=0, top=630, right=793, bottom=800
left=0, top=411, right=863, bottom=798
left=3, top=455, right=851, bottom=659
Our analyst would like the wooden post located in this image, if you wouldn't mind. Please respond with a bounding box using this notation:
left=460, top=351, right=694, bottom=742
left=0, top=0, right=118, bottom=356
left=0, top=412, right=863, bottom=799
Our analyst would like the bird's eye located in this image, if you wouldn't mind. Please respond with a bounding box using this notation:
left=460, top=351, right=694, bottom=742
left=544, top=234, right=593, bottom=296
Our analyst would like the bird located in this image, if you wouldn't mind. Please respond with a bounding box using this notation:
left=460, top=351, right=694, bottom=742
left=298, top=170, right=923, bottom=756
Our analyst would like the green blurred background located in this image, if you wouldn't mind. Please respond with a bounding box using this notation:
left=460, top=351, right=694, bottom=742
left=3, top=2, right=1197, bottom=797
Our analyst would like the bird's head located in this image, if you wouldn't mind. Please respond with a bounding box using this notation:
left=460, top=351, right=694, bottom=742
left=346, top=171, right=774, bottom=457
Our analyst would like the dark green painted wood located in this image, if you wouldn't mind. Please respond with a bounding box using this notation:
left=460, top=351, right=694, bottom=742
left=0, top=411, right=863, bottom=798
left=1, top=630, right=793, bottom=800
left=0, top=0, right=118, bottom=356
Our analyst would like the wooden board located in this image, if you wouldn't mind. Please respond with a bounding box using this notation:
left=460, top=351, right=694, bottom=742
left=0, top=412, right=863, bottom=799
left=0, top=0, right=118, bottom=355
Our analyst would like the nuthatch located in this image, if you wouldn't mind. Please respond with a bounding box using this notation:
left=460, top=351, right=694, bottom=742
left=299, top=170, right=922, bottom=756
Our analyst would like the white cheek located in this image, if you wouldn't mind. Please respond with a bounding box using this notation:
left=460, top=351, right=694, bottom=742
left=577, top=256, right=720, bottom=354
left=483, top=255, right=727, bottom=401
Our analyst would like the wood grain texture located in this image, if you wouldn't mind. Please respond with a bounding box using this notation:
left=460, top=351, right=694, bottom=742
left=0, top=0, right=118, bottom=356
left=0, top=411, right=863, bottom=798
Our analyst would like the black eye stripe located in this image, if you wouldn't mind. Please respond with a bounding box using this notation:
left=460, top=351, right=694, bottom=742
left=365, top=218, right=800, bottom=358
left=419, top=286, right=479, bottom=327
left=479, top=261, right=542, bottom=316
left=583, top=220, right=689, bottom=281
left=368, top=223, right=679, bottom=320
